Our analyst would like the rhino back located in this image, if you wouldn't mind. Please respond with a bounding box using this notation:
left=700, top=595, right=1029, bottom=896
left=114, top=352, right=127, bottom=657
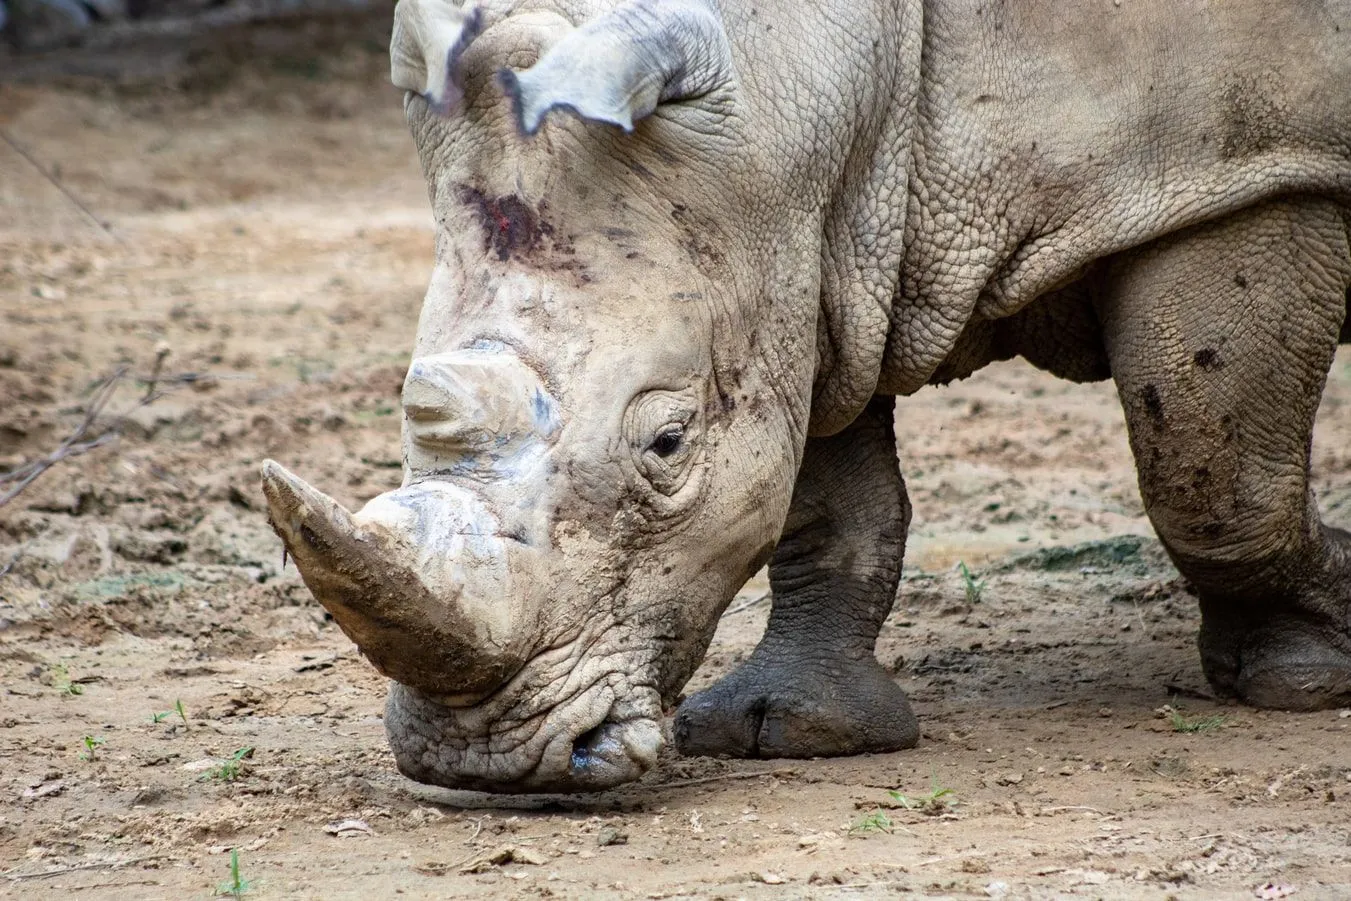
left=881, top=0, right=1351, bottom=395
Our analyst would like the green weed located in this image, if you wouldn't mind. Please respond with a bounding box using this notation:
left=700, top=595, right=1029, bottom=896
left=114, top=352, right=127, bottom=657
left=887, top=775, right=957, bottom=816
left=1167, top=708, right=1228, bottom=733
left=849, top=809, right=895, bottom=835
left=216, top=848, right=253, bottom=899
left=79, top=735, right=105, bottom=761
left=152, top=699, right=190, bottom=728
left=957, top=561, right=986, bottom=604
left=52, top=663, right=83, bottom=696
left=203, top=747, right=255, bottom=782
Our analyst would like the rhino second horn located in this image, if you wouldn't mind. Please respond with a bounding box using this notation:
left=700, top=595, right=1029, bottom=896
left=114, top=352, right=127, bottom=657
left=390, top=0, right=484, bottom=114
left=497, top=0, right=735, bottom=135
left=259, top=460, right=520, bottom=702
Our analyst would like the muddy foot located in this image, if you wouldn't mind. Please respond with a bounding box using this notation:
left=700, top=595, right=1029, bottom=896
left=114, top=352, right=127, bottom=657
left=673, top=653, right=919, bottom=758
left=1200, top=613, right=1351, bottom=710
left=1200, top=527, right=1351, bottom=711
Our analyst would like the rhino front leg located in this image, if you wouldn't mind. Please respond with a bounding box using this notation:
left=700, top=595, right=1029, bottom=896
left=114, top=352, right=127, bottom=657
left=1100, top=196, right=1351, bottom=710
left=674, top=395, right=919, bottom=758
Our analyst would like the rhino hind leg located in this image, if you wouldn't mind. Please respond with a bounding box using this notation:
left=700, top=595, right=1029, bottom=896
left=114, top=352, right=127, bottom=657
left=674, top=395, right=918, bottom=758
left=1099, top=196, right=1351, bottom=710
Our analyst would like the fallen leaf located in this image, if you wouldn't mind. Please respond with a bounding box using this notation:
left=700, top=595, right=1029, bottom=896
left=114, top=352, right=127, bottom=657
left=415, top=860, right=452, bottom=877
left=458, top=845, right=547, bottom=874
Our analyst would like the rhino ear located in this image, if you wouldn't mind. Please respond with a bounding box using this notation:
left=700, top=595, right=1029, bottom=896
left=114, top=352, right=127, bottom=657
left=497, top=0, right=735, bottom=135
left=390, top=0, right=485, bottom=115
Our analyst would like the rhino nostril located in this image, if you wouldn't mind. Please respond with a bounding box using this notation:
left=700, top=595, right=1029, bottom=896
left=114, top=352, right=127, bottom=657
left=571, top=722, right=623, bottom=771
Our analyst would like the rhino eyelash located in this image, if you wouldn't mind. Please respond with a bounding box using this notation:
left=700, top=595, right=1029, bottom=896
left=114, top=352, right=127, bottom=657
left=648, top=427, right=685, bottom=458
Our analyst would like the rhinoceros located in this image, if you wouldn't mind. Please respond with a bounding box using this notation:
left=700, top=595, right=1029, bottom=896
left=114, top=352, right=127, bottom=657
left=262, top=0, right=1351, bottom=792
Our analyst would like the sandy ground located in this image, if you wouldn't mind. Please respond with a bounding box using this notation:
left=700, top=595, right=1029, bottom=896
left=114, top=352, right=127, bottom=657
left=2, top=19, right=1350, bottom=901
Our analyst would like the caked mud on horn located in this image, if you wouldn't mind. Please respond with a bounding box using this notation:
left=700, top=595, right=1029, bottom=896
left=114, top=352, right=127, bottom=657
left=260, top=460, right=525, bottom=702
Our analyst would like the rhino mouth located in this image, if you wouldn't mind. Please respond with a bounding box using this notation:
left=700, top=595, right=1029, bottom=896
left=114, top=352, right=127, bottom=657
left=385, top=662, right=666, bottom=793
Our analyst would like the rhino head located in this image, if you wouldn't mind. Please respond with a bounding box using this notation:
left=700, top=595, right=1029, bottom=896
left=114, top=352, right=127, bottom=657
left=262, top=0, right=896, bottom=791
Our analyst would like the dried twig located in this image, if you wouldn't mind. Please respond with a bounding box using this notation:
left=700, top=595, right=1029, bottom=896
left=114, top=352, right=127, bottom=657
left=0, top=548, right=21, bottom=581
left=0, top=128, right=119, bottom=242
left=0, top=366, right=127, bottom=508
left=655, top=767, right=799, bottom=791
left=3, top=855, right=163, bottom=882
left=723, top=590, right=771, bottom=617
left=0, top=364, right=226, bottom=509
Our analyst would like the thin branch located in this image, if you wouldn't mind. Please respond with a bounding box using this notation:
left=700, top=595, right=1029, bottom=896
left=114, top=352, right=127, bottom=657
left=655, top=767, right=799, bottom=790
left=0, top=548, right=21, bottom=580
left=0, top=364, right=229, bottom=509
left=3, top=855, right=163, bottom=882
left=0, top=366, right=127, bottom=507
left=723, top=590, right=771, bottom=617
left=0, top=128, right=119, bottom=242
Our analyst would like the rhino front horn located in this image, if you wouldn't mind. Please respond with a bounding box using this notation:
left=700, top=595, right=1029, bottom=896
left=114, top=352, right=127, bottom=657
left=260, top=460, right=525, bottom=703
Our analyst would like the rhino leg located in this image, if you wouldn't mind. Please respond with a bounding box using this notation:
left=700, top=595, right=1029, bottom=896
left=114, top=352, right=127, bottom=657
left=674, top=395, right=918, bottom=758
left=1099, top=196, right=1351, bottom=710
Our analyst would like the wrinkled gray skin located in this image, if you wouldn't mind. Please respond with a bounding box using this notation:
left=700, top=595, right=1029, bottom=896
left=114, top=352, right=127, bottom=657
left=262, top=0, right=1351, bottom=792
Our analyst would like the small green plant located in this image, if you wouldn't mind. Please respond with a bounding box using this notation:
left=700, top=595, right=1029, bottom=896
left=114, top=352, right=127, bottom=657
left=151, top=699, right=190, bottom=727
left=888, top=775, right=956, bottom=816
left=216, top=848, right=252, bottom=899
left=1167, top=708, right=1228, bottom=733
left=53, top=663, right=83, bottom=696
left=849, top=809, right=895, bottom=835
left=79, top=735, right=106, bottom=761
left=203, top=747, right=255, bottom=782
left=957, top=561, right=986, bottom=604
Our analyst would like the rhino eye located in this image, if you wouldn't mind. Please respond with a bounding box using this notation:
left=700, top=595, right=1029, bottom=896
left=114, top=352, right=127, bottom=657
left=649, top=427, right=684, bottom=458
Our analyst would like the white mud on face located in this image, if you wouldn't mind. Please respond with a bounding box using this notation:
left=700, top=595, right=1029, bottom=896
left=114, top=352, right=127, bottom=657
left=3, top=24, right=1351, bottom=899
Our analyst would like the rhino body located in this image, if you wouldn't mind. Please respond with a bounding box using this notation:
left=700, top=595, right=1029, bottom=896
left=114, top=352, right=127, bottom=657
left=263, top=0, right=1351, bottom=792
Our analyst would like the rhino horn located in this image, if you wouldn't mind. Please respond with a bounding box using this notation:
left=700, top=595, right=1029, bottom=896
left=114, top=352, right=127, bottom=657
left=497, top=0, right=735, bottom=135
left=390, top=0, right=485, bottom=114
left=260, top=460, right=521, bottom=703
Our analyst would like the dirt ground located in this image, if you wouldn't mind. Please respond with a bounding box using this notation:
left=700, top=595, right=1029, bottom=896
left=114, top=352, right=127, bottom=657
left=2, top=19, right=1350, bottom=901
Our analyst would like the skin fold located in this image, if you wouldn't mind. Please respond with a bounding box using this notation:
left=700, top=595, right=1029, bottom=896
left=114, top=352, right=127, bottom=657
left=262, top=0, right=1351, bottom=792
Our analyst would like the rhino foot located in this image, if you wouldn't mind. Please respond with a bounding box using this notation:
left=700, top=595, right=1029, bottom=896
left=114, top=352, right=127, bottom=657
left=1199, top=529, right=1351, bottom=711
left=1200, top=615, right=1351, bottom=711
left=672, top=653, right=918, bottom=759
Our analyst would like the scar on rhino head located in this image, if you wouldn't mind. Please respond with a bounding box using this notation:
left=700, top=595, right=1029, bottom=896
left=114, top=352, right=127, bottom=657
left=459, top=185, right=552, bottom=261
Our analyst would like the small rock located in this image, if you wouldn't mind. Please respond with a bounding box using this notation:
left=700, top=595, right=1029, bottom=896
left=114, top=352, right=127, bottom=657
left=995, top=772, right=1023, bottom=786
left=985, top=882, right=1010, bottom=898
left=752, top=872, right=786, bottom=885
left=596, top=826, right=628, bottom=847
left=21, top=779, right=64, bottom=801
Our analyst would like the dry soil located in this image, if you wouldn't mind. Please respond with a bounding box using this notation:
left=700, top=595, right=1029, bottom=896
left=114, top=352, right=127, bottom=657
left=1, top=18, right=1349, bottom=901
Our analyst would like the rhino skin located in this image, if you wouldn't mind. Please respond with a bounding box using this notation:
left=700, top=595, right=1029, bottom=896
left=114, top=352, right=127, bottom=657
left=262, top=0, right=1351, bottom=792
